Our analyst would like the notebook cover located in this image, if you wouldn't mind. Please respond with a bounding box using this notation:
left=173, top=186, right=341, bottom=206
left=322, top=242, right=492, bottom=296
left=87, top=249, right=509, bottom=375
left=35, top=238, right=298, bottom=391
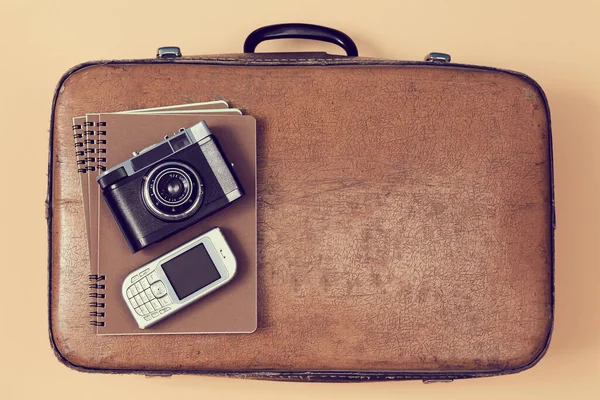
left=93, top=114, right=257, bottom=335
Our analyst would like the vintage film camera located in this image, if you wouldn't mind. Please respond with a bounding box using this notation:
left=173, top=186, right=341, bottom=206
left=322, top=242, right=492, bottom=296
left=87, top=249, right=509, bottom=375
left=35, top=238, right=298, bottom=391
left=98, top=121, right=243, bottom=252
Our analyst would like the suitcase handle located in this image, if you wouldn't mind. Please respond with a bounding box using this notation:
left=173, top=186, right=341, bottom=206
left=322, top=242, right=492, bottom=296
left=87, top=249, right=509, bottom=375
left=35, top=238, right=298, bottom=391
left=243, top=23, right=359, bottom=57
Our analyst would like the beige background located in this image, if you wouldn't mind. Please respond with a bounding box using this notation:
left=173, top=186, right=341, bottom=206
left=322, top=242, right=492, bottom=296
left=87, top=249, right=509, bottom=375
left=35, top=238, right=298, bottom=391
left=0, top=0, right=598, bottom=398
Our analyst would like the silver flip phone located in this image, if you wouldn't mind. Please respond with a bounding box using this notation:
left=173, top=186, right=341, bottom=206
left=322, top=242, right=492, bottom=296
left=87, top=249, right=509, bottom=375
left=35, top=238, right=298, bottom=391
left=122, top=227, right=237, bottom=329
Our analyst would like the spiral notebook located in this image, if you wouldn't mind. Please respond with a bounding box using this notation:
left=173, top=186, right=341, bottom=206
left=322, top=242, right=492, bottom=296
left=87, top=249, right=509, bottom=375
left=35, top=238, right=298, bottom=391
left=73, top=104, right=257, bottom=335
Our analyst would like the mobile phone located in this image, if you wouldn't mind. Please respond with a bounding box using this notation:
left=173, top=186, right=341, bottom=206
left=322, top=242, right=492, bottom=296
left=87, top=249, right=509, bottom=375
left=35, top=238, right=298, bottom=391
left=122, top=227, right=237, bottom=329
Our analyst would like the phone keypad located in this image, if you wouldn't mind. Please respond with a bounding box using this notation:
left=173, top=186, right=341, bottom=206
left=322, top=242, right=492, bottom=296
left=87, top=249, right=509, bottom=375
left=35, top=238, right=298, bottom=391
left=126, top=272, right=174, bottom=319
left=150, top=299, right=161, bottom=310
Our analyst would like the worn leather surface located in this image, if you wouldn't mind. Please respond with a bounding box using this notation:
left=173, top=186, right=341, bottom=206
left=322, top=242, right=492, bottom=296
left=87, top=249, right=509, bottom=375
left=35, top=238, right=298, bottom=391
left=49, top=56, right=553, bottom=375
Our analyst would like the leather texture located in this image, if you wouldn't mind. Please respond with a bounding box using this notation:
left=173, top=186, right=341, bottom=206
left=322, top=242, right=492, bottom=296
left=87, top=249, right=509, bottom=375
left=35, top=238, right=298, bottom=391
left=48, top=54, right=553, bottom=378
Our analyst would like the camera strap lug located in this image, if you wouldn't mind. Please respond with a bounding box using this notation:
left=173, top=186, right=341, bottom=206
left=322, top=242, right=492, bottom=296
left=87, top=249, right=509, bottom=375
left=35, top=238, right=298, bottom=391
left=157, top=47, right=182, bottom=59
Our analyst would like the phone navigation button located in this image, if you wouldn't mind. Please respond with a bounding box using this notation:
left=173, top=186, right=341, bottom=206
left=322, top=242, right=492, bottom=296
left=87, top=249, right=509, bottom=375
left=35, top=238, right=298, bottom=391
left=151, top=281, right=167, bottom=298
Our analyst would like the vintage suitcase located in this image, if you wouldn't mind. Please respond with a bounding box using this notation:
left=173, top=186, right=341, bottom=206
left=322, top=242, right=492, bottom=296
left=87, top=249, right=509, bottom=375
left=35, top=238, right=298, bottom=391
left=47, top=24, right=554, bottom=381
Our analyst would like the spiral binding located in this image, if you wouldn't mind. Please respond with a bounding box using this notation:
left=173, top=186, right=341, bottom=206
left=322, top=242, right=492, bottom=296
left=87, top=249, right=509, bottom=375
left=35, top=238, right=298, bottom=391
left=83, top=120, right=96, bottom=172
left=72, top=122, right=87, bottom=174
left=97, top=121, right=107, bottom=171
left=89, top=274, right=106, bottom=326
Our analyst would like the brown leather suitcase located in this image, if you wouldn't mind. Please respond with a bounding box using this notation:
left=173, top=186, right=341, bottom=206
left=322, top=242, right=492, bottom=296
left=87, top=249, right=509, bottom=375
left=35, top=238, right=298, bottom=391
left=47, top=24, right=554, bottom=381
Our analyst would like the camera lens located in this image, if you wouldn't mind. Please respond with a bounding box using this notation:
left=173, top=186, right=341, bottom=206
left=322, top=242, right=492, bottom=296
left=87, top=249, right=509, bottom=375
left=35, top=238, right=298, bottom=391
left=166, top=178, right=183, bottom=197
left=143, top=161, right=203, bottom=221
left=155, top=172, right=190, bottom=205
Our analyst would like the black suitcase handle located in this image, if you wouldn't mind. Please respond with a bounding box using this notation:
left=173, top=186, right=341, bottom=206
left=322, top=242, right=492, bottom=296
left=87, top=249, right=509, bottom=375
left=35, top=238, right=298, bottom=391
left=244, top=23, right=359, bottom=57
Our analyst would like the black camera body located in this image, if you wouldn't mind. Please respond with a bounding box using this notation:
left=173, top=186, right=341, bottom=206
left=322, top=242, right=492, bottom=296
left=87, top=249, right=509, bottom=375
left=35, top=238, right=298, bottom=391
left=97, top=121, right=243, bottom=253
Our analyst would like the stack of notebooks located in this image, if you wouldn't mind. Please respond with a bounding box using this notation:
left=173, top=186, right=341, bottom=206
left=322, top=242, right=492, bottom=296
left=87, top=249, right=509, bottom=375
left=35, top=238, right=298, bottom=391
left=72, top=101, right=257, bottom=335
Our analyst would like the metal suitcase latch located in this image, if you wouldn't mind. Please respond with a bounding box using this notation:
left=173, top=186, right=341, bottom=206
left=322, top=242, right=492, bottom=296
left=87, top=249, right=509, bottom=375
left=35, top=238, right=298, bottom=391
left=157, top=47, right=182, bottom=59
left=425, top=52, right=451, bottom=63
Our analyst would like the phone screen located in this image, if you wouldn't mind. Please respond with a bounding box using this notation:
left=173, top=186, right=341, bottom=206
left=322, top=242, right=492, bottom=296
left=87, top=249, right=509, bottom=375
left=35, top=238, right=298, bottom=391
left=161, top=243, right=222, bottom=300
